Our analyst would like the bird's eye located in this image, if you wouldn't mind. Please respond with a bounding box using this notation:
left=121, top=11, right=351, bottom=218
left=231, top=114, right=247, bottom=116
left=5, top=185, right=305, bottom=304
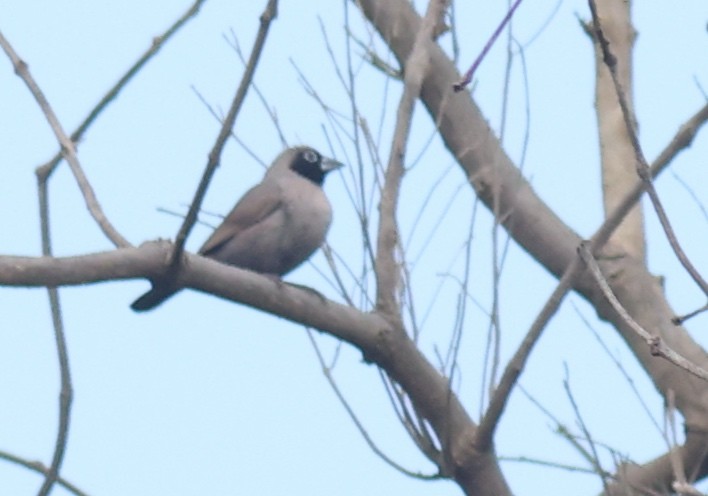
left=303, top=150, right=319, bottom=163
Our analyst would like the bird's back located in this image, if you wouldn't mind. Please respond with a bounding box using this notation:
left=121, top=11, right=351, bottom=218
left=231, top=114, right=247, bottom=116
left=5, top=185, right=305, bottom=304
left=199, top=170, right=331, bottom=275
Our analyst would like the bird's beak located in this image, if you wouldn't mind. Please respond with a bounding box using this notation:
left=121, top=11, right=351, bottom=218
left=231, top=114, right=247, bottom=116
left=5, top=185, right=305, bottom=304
left=321, top=156, right=345, bottom=172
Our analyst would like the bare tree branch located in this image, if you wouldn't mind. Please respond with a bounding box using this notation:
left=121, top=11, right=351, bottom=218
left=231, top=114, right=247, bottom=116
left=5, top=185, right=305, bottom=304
left=0, top=32, right=130, bottom=248
left=305, top=329, right=440, bottom=479
left=588, top=0, right=645, bottom=261
left=0, top=237, right=511, bottom=495
left=36, top=0, right=207, bottom=180
left=0, top=5, right=210, bottom=490
left=358, top=0, right=708, bottom=489
left=0, top=450, right=88, bottom=496
left=34, top=179, right=73, bottom=496
left=375, top=0, right=449, bottom=317
left=477, top=250, right=582, bottom=449
left=170, top=0, right=279, bottom=268
left=588, top=0, right=708, bottom=296
left=578, top=243, right=708, bottom=381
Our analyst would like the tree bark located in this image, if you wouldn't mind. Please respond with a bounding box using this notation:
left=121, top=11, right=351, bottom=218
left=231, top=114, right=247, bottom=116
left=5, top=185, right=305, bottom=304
left=592, top=0, right=646, bottom=262
left=357, top=0, right=708, bottom=489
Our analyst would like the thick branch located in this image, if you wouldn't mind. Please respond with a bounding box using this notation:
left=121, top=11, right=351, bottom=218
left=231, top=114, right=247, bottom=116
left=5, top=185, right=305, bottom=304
left=0, top=242, right=380, bottom=345
left=588, top=0, right=708, bottom=297
left=0, top=240, right=509, bottom=495
left=589, top=0, right=645, bottom=261
left=579, top=243, right=708, bottom=381
left=358, top=0, right=708, bottom=488
left=607, top=430, right=708, bottom=495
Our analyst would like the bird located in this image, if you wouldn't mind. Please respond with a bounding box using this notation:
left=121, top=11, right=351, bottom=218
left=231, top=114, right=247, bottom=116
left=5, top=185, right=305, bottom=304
left=131, top=146, right=343, bottom=311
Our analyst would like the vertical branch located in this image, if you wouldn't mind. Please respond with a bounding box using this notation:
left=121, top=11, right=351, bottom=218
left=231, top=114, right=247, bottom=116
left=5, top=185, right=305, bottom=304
left=343, top=1, right=380, bottom=286
left=589, top=0, right=645, bottom=261
left=35, top=180, right=73, bottom=496
left=0, top=5, right=207, bottom=492
left=170, top=0, right=280, bottom=267
left=375, top=0, right=449, bottom=317
left=588, top=0, right=708, bottom=296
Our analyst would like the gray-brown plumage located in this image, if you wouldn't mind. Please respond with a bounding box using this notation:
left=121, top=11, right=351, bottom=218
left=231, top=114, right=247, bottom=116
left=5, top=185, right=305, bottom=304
left=131, top=146, right=342, bottom=311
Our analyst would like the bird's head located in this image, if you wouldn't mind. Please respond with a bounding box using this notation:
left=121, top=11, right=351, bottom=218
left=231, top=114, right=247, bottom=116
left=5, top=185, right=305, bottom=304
left=268, top=146, right=343, bottom=186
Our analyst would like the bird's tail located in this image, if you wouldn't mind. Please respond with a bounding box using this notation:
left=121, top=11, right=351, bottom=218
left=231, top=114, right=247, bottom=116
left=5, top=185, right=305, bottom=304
left=130, top=286, right=179, bottom=312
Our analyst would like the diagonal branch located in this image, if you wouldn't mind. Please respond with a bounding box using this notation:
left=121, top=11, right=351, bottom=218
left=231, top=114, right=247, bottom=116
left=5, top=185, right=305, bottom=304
left=305, top=329, right=440, bottom=480
left=358, top=1, right=708, bottom=485
left=476, top=251, right=583, bottom=449
left=0, top=240, right=512, bottom=495
left=480, top=102, right=708, bottom=445
left=36, top=0, right=207, bottom=180
left=169, top=0, right=279, bottom=268
left=0, top=32, right=130, bottom=248
left=578, top=243, right=708, bottom=381
left=0, top=449, right=88, bottom=496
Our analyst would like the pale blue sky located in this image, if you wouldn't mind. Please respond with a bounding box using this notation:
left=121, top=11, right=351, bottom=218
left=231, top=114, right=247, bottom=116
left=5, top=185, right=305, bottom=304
left=1, top=1, right=707, bottom=495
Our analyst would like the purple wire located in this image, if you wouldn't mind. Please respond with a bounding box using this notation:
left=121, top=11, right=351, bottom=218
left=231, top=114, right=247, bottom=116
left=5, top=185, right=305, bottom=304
left=453, top=0, right=525, bottom=92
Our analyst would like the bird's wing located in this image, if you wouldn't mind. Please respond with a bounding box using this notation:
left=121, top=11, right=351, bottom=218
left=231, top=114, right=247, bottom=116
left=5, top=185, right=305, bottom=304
left=199, top=181, right=283, bottom=257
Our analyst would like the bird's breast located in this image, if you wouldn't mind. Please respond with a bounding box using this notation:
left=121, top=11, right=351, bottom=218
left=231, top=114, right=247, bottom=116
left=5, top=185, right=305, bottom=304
left=275, top=177, right=333, bottom=272
left=281, top=179, right=332, bottom=239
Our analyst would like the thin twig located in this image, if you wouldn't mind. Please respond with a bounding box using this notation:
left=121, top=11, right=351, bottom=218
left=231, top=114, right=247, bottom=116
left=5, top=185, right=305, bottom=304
left=472, top=58, right=708, bottom=456
left=170, top=0, right=279, bottom=268
left=563, top=365, right=611, bottom=491
left=476, top=253, right=582, bottom=449
left=350, top=32, right=402, bottom=79
left=571, top=300, right=664, bottom=436
left=344, top=8, right=378, bottom=284
left=224, top=29, right=288, bottom=147
left=670, top=170, right=708, bottom=224
left=0, top=450, right=89, bottom=496
left=673, top=303, right=708, bottom=326
left=578, top=243, right=708, bottom=381
left=499, top=455, right=599, bottom=475
left=35, top=179, right=73, bottom=496
left=519, top=384, right=627, bottom=479
left=380, top=371, right=442, bottom=468
left=305, top=329, right=440, bottom=480
left=190, top=85, right=265, bottom=169
left=375, top=0, right=448, bottom=316
left=36, top=0, right=207, bottom=180
left=0, top=32, right=80, bottom=496
left=0, top=32, right=130, bottom=248
left=443, top=202, right=474, bottom=385
left=343, top=0, right=384, bottom=284
left=588, top=0, right=708, bottom=297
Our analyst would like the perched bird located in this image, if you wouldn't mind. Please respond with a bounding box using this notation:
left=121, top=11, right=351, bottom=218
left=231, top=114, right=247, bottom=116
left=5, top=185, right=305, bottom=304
left=131, top=146, right=343, bottom=311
